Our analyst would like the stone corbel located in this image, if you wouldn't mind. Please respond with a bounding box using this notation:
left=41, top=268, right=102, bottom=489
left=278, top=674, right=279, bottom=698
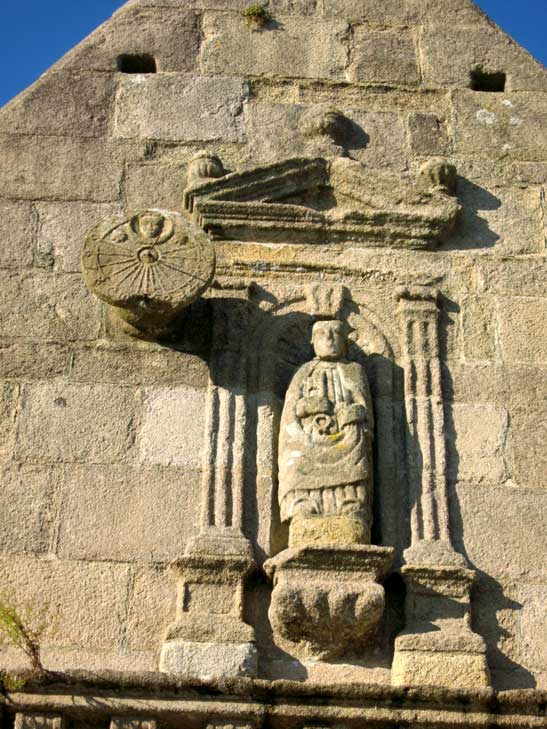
left=81, top=209, right=215, bottom=338
left=392, top=285, right=490, bottom=689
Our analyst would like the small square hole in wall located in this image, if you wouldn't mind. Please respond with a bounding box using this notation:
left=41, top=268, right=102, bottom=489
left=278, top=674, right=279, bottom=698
left=117, top=53, right=157, bottom=74
left=469, top=68, right=506, bottom=92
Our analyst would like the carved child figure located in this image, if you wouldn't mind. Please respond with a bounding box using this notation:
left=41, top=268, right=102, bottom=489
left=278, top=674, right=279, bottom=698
left=279, top=320, right=374, bottom=545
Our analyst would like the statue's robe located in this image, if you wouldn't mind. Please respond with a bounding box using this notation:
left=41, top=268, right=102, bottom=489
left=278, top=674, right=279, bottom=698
left=278, top=357, right=374, bottom=522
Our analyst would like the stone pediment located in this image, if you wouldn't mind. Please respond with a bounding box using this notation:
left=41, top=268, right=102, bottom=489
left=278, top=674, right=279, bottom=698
left=183, top=156, right=461, bottom=249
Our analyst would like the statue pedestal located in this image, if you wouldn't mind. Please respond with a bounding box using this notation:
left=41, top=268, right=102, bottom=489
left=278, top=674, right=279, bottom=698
left=159, top=533, right=258, bottom=679
left=264, top=544, right=394, bottom=660
left=392, top=551, right=490, bottom=689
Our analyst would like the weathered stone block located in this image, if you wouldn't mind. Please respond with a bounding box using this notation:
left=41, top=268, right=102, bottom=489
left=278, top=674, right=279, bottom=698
left=420, top=25, right=547, bottom=91
left=0, top=273, right=101, bottom=341
left=0, top=72, right=116, bottom=138
left=348, top=29, right=420, bottom=86
left=15, top=383, right=139, bottom=464
left=36, top=202, right=123, bottom=273
left=70, top=346, right=209, bottom=387
left=348, top=110, right=407, bottom=170
left=57, top=464, right=201, bottom=561
left=447, top=182, right=542, bottom=255
left=478, top=258, right=547, bottom=297
left=115, top=75, right=248, bottom=142
left=445, top=362, right=505, bottom=404
left=453, top=483, right=547, bottom=579
left=138, top=386, right=207, bottom=468
left=246, top=103, right=408, bottom=171
left=322, top=0, right=407, bottom=22
left=461, top=295, right=495, bottom=361
left=200, top=13, right=349, bottom=81
left=0, top=135, right=122, bottom=202
left=0, top=382, right=18, bottom=461
left=15, top=714, right=64, bottom=729
left=0, top=463, right=55, bottom=555
left=60, top=5, right=200, bottom=73
left=517, top=584, right=547, bottom=670
left=451, top=91, right=547, bottom=160
left=126, top=565, right=177, bottom=650
left=406, top=0, right=485, bottom=25
left=510, top=401, right=547, bottom=490
left=408, top=112, right=451, bottom=156
left=0, top=201, right=36, bottom=269
left=497, top=297, right=547, bottom=365
left=0, top=342, right=68, bottom=380
left=447, top=403, right=509, bottom=484
left=0, top=557, right=130, bottom=649
left=472, top=577, right=521, bottom=671
left=125, top=160, right=188, bottom=210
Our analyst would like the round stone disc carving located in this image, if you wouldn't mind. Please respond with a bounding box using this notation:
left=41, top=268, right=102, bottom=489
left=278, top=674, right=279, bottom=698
left=82, top=209, right=215, bottom=327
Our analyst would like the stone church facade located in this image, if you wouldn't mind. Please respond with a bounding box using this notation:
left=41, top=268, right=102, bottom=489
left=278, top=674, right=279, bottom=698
left=0, top=0, right=546, bottom=727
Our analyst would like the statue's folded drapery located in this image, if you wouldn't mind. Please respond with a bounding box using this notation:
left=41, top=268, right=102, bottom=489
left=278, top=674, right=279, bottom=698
left=278, top=356, right=374, bottom=522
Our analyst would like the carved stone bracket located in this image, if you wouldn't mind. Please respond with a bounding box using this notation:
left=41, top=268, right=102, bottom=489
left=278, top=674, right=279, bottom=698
left=82, top=209, right=215, bottom=337
left=264, top=544, right=394, bottom=660
left=392, top=285, right=490, bottom=689
left=183, top=156, right=461, bottom=249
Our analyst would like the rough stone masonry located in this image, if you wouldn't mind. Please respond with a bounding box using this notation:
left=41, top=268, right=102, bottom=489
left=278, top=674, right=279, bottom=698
left=0, top=1, right=546, bottom=727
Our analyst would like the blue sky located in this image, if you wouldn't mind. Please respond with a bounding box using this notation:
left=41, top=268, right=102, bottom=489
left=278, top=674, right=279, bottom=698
left=1, top=0, right=546, bottom=107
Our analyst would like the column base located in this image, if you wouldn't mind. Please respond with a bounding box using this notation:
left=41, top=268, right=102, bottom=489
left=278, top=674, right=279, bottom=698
left=159, top=536, right=258, bottom=679
left=160, top=639, right=258, bottom=679
left=392, top=631, right=490, bottom=689
left=392, top=551, right=491, bottom=689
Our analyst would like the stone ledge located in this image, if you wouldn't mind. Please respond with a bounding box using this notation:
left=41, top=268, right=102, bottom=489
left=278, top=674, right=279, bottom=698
left=3, top=672, right=546, bottom=728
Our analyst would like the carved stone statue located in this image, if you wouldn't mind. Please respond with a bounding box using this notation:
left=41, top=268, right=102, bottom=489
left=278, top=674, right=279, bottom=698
left=266, top=322, right=392, bottom=658
left=279, top=319, right=374, bottom=545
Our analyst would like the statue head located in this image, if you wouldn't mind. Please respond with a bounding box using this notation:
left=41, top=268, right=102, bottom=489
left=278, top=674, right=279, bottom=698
left=138, top=212, right=164, bottom=240
left=312, top=320, right=348, bottom=361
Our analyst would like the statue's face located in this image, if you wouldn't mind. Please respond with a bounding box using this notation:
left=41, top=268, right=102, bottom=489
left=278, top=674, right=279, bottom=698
left=312, top=321, right=346, bottom=360
left=139, top=214, right=163, bottom=239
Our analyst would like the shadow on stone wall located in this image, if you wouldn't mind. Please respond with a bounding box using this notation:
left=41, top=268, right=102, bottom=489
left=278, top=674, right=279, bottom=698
left=440, top=177, right=501, bottom=250
left=441, top=296, right=536, bottom=690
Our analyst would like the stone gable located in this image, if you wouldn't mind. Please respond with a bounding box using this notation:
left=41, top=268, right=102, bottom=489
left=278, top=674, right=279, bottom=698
left=0, top=1, right=546, bottom=725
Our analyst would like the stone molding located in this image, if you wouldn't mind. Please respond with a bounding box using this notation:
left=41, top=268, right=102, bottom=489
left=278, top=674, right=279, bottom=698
left=184, top=156, right=461, bottom=249
left=4, top=676, right=546, bottom=729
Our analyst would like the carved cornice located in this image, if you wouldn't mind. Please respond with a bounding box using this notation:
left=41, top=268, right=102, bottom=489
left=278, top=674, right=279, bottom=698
left=184, top=156, right=461, bottom=249
left=4, top=675, right=546, bottom=729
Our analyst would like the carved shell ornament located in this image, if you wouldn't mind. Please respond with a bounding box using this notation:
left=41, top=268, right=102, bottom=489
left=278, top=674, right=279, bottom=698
left=82, top=210, right=215, bottom=333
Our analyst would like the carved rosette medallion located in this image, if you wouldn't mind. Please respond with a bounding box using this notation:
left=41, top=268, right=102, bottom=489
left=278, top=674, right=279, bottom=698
left=82, top=209, right=215, bottom=335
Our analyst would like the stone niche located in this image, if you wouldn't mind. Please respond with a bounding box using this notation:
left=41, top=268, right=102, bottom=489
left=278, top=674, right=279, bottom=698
left=77, top=147, right=488, bottom=686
